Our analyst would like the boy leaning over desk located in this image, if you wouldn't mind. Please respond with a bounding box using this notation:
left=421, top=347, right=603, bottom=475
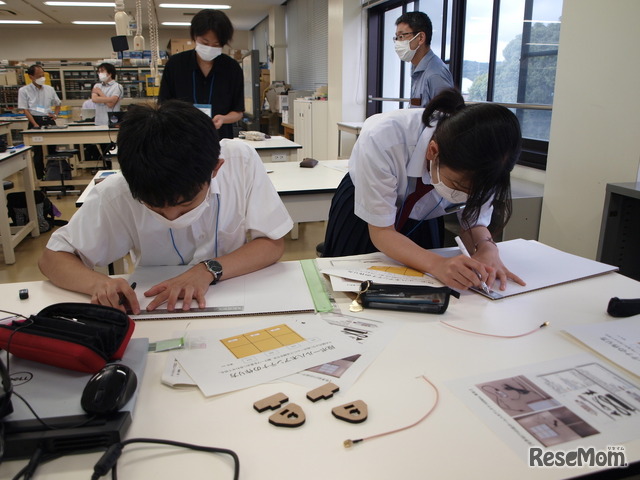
left=39, top=100, right=293, bottom=314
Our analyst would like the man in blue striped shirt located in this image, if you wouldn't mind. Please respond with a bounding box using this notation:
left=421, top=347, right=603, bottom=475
left=394, top=12, right=454, bottom=107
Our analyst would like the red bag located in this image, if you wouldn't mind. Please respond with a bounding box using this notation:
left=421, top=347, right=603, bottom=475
left=0, top=303, right=135, bottom=373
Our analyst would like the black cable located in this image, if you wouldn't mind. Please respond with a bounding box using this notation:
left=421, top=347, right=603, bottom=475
left=0, top=421, right=5, bottom=461
left=12, top=390, right=97, bottom=430
left=10, top=452, right=60, bottom=480
left=22, top=447, right=43, bottom=480
left=91, top=438, right=240, bottom=480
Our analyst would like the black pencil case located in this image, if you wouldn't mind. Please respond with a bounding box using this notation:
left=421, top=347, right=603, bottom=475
left=0, top=303, right=135, bottom=373
left=358, top=281, right=460, bottom=314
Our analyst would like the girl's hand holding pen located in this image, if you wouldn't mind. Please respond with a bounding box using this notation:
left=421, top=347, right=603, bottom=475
left=430, top=254, right=493, bottom=291
left=459, top=236, right=526, bottom=291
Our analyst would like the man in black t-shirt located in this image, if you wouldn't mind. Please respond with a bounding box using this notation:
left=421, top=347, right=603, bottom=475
left=159, top=9, right=244, bottom=139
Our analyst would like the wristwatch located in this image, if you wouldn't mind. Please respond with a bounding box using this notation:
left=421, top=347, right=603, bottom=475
left=201, top=259, right=223, bottom=285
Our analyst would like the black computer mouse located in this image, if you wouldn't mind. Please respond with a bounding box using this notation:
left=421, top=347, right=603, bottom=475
left=81, top=363, right=137, bottom=415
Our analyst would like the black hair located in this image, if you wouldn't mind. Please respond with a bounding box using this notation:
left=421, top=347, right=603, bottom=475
left=190, top=9, right=234, bottom=46
left=97, top=62, right=117, bottom=80
left=117, top=100, right=221, bottom=208
left=396, top=11, right=433, bottom=45
left=423, top=89, right=522, bottom=232
left=26, top=64, right=43, bottom=76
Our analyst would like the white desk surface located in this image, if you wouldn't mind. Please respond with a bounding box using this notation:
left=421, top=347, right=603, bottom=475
left=76, top=162, right=347, bottom=207
left=265, top=160, right=347, bottom=193
left=1, top=260, right=639, bottom=479
left=233, top=135, right=302, bottom=150
left=21, top=124, right=119, bottom=148
left=337, top=121, right=364, bottom=133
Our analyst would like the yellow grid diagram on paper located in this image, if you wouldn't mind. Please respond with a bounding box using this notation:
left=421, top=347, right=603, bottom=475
left=220, top=324, right=305, bottom=359
left=369, top=266, right=424, bottom=277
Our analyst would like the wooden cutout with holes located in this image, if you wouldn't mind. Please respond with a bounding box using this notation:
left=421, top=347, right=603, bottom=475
left=253, top=392, right=289, bottom=413
left=332, top=400, right=368, bottom=424
left=268, top=403, right=306, bottom=428
left=306, top=382, right=340, bottom=402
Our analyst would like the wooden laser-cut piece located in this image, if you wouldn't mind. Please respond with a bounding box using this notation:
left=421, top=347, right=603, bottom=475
left=306, top=382, right=340, bottom=402
left=253, top=392, right=289, bottom=413
left=268, top=403, right=306, bottom=428
left=332, top=400, right=368, bottom=424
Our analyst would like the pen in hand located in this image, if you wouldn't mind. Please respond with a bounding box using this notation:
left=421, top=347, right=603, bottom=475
left=454, top=236, right=491, bottom=295
left=118, top=282, right=137, bottom=305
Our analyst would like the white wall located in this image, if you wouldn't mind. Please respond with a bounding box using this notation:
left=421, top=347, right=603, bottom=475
left=327, top=0, right=367, bottom=159
left=0, top=26, right=250, bottom=61
left=538, top=0, right=640, bottom=258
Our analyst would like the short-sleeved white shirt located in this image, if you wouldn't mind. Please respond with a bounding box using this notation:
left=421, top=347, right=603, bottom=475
left=47, top=139, right=293, bottom=268
left=348, top=108, right=493, bottom=229
left=92, top=81, right=123, bottom=126
left=17, top=83, right=61, bottom=117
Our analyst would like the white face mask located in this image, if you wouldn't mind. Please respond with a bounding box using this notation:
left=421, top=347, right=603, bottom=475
left=195, top=42, right=222, bottom=62
left=98, top=73, right=109, bottom=82
left=430, top=160, right=469, bottom=204
left=145, top=190, right=211, bottom=230
left=34, top=76, right=46, bottom=86
left=394, top=34, right=419, bottom=62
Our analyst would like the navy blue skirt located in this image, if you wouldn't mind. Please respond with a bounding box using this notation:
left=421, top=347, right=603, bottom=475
left=322, top=173, right=443, bottom=257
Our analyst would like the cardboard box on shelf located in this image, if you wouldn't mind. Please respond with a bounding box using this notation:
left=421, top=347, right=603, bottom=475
left=167, top=39, right=194, bottom=55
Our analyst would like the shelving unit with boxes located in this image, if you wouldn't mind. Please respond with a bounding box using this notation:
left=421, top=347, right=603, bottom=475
left=59, top=66, right=162, bottom=106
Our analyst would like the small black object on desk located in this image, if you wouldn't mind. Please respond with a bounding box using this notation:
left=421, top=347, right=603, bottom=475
left=607, top=297, right=640, bottom=317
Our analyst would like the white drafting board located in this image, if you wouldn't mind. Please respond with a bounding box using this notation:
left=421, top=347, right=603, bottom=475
left=128, top=261, right=315, bottom=319
left=469, top=239, right=618, bottom=300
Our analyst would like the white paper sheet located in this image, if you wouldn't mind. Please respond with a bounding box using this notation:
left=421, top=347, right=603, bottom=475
left=317, top=252, right=444, bottom=292
left=465, top=239, right=618, bottom=299
left=164, top=314, right=359, bottom=397
left=448, top=354, right=640, bottom=464
left=564, top=317, right=640, bottom=377
left=282, top=312, right=400, bottom=391
left=128, top=261, right=315, bottom=319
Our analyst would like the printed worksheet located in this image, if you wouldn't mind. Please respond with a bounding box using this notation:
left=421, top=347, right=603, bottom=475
left=448, top=354, right=640, bottom=463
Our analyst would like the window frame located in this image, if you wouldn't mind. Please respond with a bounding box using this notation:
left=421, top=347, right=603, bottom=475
left=366, top=0, right=558, bottom=170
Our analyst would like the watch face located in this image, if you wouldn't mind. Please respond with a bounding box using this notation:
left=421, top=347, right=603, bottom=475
left=204, top=260, right=223, bottom=282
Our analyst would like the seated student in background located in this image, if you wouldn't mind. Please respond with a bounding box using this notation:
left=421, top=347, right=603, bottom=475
left=39, top=100, right=293, bottom=313
left=322, top=89, right=526, bottom=292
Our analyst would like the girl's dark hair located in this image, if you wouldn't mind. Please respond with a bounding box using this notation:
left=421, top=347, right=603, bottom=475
left=422, top=89, right=522, bottom=232
left=190, top=9, right=234, bottom=46
left=118, top=100, right=220, bottom=208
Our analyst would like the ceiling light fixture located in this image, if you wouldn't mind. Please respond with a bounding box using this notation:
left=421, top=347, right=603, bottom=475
left=45, top=2, right=115, bottom=6
left=72, top=20, right=115, bottom=24
left=159, top=4, right=231, bottom=9
left=0, top=20, right=43, bottom=24
left=161, top=21, right=190, bottom=26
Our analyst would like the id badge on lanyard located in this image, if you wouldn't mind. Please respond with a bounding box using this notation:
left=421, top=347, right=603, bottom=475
left=193, top=70, right=214, bottom=118
left=194, top=104, right=212, bottom=118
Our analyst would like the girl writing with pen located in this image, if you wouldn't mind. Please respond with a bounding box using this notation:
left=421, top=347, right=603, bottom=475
left=322, top=89, right=526, bottom=292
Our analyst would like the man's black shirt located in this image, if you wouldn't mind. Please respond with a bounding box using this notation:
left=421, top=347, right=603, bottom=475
left=159, top=50, right=244, bottom=139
